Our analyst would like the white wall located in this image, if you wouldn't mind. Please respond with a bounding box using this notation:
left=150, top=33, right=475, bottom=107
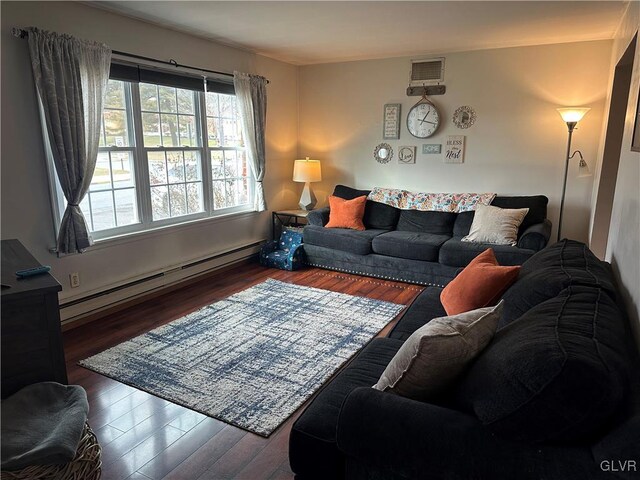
left=298, top=41, right=613, bottom=243
left=604, top=2, right=640, bottom=345
left=0, top=2, right=299, bottom=306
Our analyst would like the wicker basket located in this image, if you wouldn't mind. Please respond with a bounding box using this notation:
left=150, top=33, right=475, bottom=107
left=1, top=422, right=101, bottom=480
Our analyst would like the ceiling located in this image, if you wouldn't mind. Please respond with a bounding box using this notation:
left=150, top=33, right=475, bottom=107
left=93, top=1, right=628, bottom=65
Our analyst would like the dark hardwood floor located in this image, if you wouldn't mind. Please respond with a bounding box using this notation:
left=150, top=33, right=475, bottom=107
left=63, top=263, right=423, bottom=480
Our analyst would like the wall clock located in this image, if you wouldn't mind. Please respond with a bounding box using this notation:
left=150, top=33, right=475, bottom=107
left=407, top=95, right=440, bottom=138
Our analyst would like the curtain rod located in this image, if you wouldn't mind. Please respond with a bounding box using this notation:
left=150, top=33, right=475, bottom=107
left=11, top=27, right=269, bottom=84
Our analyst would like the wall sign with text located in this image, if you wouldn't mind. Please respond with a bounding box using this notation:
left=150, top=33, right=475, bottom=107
left=444, top=135, right=465, bottom=163
left=383, top=103, right=401, bottom=140
left=422, top=144, right=442, bottom=154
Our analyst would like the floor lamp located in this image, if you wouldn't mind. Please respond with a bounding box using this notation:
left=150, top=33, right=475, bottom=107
left=556, top=107, right=590, bottom=242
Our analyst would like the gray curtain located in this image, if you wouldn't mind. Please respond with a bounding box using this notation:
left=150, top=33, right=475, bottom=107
left=233, top=72, right=267, bottom=211
left=27, top=28, right=111, bottom=254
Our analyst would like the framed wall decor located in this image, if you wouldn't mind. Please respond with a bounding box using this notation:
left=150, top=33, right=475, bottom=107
left=398, top=146, right=417, bottom=164
left=444, top=135, right=465, bottom=163
left=452, top=106, right=476, bottom=129
left=383, top=103, right=401, bottom=140
left=422, top=144, right=442, bottom=154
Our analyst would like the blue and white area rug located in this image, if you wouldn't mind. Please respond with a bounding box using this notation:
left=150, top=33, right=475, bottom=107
left=79, top=279, right=403, bottom=436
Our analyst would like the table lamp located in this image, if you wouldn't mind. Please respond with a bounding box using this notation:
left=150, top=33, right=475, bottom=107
left=293, top=157, right=322, bottom=210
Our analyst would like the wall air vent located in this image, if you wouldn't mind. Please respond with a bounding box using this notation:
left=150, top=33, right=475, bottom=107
left=409, top=57, right=445, bottom=87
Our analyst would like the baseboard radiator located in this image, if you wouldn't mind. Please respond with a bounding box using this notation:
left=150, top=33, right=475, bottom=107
left=59, top=240, right=264, bottom=326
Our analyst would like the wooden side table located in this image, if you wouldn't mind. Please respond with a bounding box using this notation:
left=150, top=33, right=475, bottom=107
left=1, top=239, right=67, bottom=398
left=272, top=209, right=310, bottom=239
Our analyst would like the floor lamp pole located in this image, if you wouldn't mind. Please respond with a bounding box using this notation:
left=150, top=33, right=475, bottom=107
left=557, top=122, right=576, bottom=242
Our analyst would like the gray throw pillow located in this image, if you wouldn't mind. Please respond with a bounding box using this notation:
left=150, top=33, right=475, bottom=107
left=373, top=301, right=503, bottom=401
left=462, top=205, right=529, bottom=246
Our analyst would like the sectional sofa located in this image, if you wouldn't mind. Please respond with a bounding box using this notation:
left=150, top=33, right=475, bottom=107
left=289, top=240, right=640, bottom=480
left=303, top=185, right=552, bottom=286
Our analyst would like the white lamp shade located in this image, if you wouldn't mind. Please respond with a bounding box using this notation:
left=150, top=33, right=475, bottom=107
left=293, top=158, right=322, bottom=183
left=557, top=107, right=590, bottom=123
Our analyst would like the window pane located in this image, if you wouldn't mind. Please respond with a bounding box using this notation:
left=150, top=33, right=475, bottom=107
left=211, top=151, right=224, bottom=179
left=167, top=151, right=185, bottom=183
left=142, top=113, right=161, bottom=147
left=225, top=179, right=237, bottom=207
left=238, top=151, right=248, bottom=177
left=186, top=182, right=203, bottom=213
left=205, top=92, right=219, bottom=116
left=140, top=83, right=159, bottom=111
left=114, top=188, right=138, bottom=226
left=207, top=117, right=221, bottom=147
left=111, top=152, right=134, bottom=188
left=177, top=89, right=194, bottom=114
left=158, top=86, right=177, bottom=112
left=185, top=151, right=201, bottom=181
left=178, top=115, right=197, bottom=146
left=169, top=184, right=187, bottom=216
left=224, top=150, right=238, bottom=177
left=91, top=152, right=112, bottom=191
left=213, top=180, right=225, bottom=209
left=103, top=110, right=129, bottom=147
left=89, top=191, right=116, bottom=230
left=151, top=186, right=169, bottom=220
left=148, top=152, right=167, bottom=185
left=219, top=94, right=235, bottom=118
left=104, top=80, right=125, bottom=109
left=161, top=114, right=179, bottom=147
left=239, top=177, right=249, bottom=205
left=222, top=118, right=242, bottom=147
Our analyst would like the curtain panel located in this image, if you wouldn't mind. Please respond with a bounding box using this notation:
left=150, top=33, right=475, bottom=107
left=27, top=28, right=112, bottom=254
left=233, top=72, right=268, bottom=212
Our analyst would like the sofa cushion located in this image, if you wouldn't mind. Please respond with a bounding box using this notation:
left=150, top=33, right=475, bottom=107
left=333, top=185, right=400, bottom=230
left=303, top=225, right=388, bottom=255
left=441, top=249, right=519, bottom=316
left=491, top=195, right=548, bottom=233
left=439, top=238, right=535, bottom=267
left=325, top=195, right=367, bottom=230
left=289, top=337, right=403, bottom=479
left=374, top=302, right=502, bottom=401
left=462, top=205, right=529, bottom=246
left=455, top=285, right=631, bottom=444
left=371, top=231, right=450, bottom=262
left=499, top=240, right=619, bottom=328
left=453, top=196, right=549, bottom=238
left=388, top=287, right=446, bottom=341
left=396, top=210, right=457, bottom=235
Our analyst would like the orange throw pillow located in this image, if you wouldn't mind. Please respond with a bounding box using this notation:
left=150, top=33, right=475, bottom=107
left=325, top=195, right=367, bottom=231
left=441, top=249, right=520, bottom=315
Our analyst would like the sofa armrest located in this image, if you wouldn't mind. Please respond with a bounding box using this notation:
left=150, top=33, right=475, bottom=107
left=307, top=206, right=330, bottom=226
left=336, top=387, right=596, bottom=480
left=337, top=387, right=504, bottom=479
left=518, top=219, right=552, bottom=251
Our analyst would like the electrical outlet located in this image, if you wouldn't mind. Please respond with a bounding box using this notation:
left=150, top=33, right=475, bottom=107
left=69, top=272, right=80, bottom=288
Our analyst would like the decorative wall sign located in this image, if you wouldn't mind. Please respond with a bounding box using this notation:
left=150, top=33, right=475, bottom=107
left=444, top=135, right=465, bottom=163
left=452, top=106, right=476, bottom=129
left=383, top=104, right=401, bottom=140
left=398, top=146, right=417, bottom=164
left=374, top=143, right=393, bottom=164
left=422, top=144, right=442, bottom=154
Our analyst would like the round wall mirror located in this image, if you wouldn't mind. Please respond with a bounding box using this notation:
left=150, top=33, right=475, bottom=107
left=452, top=106, right=477, bottom=129
left=374, top=143, right=393, bottom=164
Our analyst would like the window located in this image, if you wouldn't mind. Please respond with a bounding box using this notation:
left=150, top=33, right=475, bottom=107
left=57, top=76, right=253, bottom=240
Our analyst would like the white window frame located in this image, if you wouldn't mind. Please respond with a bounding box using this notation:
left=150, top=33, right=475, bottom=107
left=47, top=79, right=255, bottom=243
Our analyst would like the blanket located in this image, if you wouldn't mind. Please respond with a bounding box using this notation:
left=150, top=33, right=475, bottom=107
left=367, top=187, right=496, bottom=213
left=1, top=382, right=89, bottom=471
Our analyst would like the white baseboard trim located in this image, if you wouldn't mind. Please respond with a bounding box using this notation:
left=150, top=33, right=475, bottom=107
left=59, top=240, right=264, bottom=326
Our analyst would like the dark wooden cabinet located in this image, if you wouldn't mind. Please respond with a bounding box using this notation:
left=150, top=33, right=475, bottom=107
left=1, top=239, right=67, bottom=398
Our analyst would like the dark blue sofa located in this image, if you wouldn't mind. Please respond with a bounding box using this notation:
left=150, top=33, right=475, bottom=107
left=289, top=240, right=640, bottom=479
left=303, top=185, right=552, bottom=287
